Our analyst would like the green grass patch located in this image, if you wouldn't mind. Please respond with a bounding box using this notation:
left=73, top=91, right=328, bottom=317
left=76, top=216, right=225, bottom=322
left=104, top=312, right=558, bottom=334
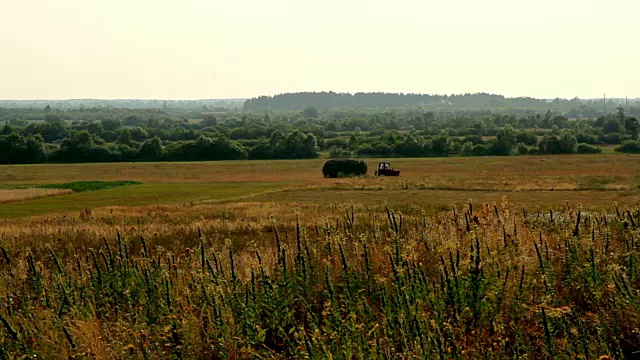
left=38, top=180, right=142, bottom=192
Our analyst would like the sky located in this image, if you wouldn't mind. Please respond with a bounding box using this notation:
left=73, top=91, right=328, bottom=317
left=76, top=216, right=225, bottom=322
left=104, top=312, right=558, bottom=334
left=1, top=0, right=639, bottom=100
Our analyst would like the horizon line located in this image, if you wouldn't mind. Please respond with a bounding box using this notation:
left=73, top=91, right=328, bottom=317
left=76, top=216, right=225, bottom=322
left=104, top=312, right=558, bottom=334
left=0, top=91, right=637, bottom=102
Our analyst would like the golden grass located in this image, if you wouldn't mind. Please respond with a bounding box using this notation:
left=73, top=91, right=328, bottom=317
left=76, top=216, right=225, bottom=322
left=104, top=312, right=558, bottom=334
left=0, top=154, right=638, bottom=188
left=0, top=194, right=624, bottom=256
left=252, top=188, right=640, bottom=210
left=0, top=198, right=636, bottom=357
left=0, top=160, right=322, bottom=185
left=0, top=188, right=72, bottom=204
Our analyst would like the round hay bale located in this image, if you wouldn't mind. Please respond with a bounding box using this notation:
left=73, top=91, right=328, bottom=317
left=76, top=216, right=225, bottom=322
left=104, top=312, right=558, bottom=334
left=322, top=159, right=367, bottom=178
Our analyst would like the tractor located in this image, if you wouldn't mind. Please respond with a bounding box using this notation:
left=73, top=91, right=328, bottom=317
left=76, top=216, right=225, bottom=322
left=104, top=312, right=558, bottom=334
left=374, top=162, right=400, bottom=176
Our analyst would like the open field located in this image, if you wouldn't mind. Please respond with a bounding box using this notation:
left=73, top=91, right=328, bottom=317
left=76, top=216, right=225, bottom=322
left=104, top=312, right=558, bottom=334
left=0, top=160, right=321, bottom=185
left=254, top=188, right=640, bottom=211
left=1, top=155, right=640, bottom=358
left=1, top=154, right=640, bottom=218
left=1, top=154, right=639, bottom=188
left=0, top=182, right=288, bottom=218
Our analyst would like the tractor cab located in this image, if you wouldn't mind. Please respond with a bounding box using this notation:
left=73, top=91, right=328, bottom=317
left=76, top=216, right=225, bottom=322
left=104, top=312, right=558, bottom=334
left=375, top=162, right=400, bottom=176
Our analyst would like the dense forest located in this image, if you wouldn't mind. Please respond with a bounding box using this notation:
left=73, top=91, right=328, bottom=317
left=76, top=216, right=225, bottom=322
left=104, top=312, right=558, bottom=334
left=243, top=92, right=640, bottom=116
left=1, top=93, right=640, bottom=165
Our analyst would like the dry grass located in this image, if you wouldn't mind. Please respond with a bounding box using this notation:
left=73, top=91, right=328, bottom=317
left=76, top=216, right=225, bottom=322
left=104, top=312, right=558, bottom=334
left=253, top=188, right=640, bottom=210
left=0, top=188, right=72, bottom=204
left=0, top=199, right=637, bottom=358
left=0, top=155, right=638, bottom=189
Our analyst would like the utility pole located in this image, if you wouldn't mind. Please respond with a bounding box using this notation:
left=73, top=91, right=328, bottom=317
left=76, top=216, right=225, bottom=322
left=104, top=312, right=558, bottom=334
left=604, top=93, right=606, bottom=114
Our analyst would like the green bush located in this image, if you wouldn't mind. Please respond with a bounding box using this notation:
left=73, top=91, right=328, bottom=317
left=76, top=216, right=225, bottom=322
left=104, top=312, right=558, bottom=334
left=328, top=147, right=353, bottom=158
left=616, top=140, right=640, bottom=153
left=516, top=131, right=538, bottom=146
left=472, top=144, right=489, bottom=156
left=600, top=133, right=624, bottom=145
left=357, top=143, right=393, bottom=156
left=576, top=143, right=602, bottom=154
left=516, top=142, right=529, bottom=155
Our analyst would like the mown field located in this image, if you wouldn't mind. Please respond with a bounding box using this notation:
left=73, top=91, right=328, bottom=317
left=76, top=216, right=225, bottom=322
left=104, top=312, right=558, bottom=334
left=1, top=155, right=640, bottom=358
left=1, top=154, right=640, bottom=217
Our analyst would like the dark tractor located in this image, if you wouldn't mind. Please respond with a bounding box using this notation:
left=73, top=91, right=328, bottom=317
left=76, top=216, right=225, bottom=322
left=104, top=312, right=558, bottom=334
left=374, top=162, right=400, bottom=176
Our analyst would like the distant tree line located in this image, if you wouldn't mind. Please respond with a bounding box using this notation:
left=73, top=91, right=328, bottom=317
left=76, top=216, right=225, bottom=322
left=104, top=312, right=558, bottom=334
left=0, top=104, right=639, bottom=164
left=0, top=99, right=243, bottom=110
left=243, top=92, right=640, bottom=118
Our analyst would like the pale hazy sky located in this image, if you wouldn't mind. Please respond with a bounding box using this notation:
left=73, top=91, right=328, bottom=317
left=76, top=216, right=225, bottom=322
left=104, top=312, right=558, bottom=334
left=2, top=0, right=639, bottom=100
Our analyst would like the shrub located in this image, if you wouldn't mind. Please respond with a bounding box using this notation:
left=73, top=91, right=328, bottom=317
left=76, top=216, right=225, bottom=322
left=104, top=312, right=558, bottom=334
left=516, top=131, right=538, bottom=146
left=576, top=132, right=598, bottom=145
left=616, top=140, right=640, bottom=153
left=322, top=159, right=367, bottom=178
left=516, top=142, right=529, bottom=155
left=600, top=133, right=624, bottom=145
left=538, top=132, right=577, bottom=154
left=528, top=147, right=541, bottom=155
left=462, top=135, right=484, bottom=145
left=472, top=143, right=489, bottom=156
left=328, top=147, right=353, bottom=158
left=356, top=143, right=393, bottom=156
left=576, top=143, right=602, bottom=154
left=461, top=142, right=474, bottom=156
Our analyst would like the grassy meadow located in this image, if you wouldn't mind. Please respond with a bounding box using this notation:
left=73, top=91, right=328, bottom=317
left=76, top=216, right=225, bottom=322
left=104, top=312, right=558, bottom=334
left=1, top=154, right=640, bottom=358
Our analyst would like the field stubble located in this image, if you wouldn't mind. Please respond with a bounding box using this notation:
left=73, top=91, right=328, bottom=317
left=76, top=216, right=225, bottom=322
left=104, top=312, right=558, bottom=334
left=0, top=188, right=72, bottom=204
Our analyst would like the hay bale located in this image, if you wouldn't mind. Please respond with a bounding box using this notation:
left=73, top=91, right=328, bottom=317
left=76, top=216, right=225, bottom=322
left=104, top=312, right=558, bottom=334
left=322, top=159, right=367, bottom=178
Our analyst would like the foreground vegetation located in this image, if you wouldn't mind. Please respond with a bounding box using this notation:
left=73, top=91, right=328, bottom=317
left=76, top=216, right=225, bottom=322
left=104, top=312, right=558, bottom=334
left=0, top=200, right=639, bottom=358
